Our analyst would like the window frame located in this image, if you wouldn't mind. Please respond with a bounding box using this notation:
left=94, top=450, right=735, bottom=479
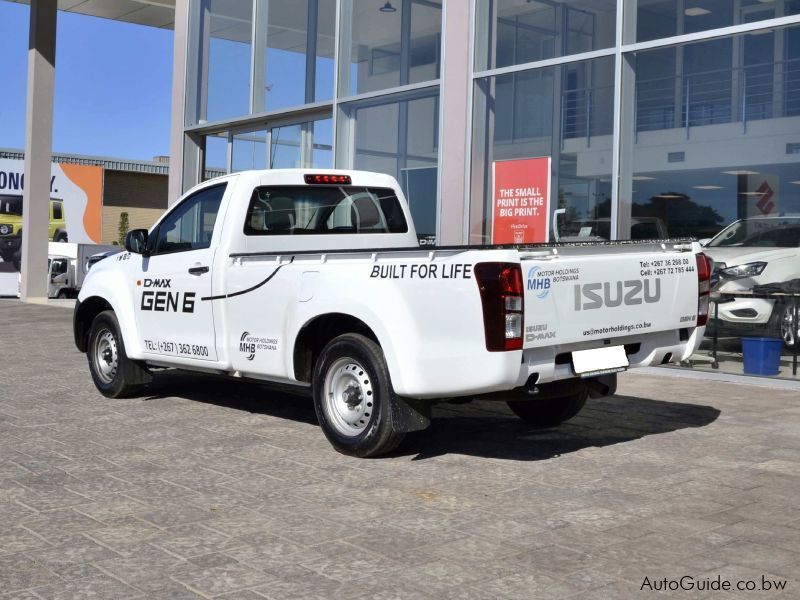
left=148, top=183, right=227, bottom=256
left=242, top=185, right=409, bottom=236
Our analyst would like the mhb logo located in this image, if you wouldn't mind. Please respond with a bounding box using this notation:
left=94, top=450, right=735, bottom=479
left=527, top=266, right=551, bottom=300
left=239, top=331, right=256, bottom=360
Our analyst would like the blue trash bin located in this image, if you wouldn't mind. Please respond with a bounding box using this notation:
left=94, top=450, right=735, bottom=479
left=741, top=337, right=783, bottom=376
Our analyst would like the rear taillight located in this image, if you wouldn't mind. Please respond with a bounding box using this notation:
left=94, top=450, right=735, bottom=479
left=696, top=252, right=712, bottom=327
left=474, top=262, right=524, bottom=351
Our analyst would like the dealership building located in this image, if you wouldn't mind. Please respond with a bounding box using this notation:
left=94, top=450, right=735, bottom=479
left=16, top=0, right=800, bottom=251
left=11, top=0, right=800, bottom=376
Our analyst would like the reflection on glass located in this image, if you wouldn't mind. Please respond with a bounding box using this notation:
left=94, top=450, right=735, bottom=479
left=232, top=130, right=267, bottom=172
left=633, top=0, right=800, bottom=44
left=339, top=0, right=442, bottom=97
left=271, top=124, right=302, bottom=169
left=475, top=0, right=616, bottom=71
left=203, top=134, right=228, bottom=180
left=260, top=0, right=335, bottom=111
left=624, top=26, right=800, bottom=241
left=311, top=118, right=333, bottom=168
left=350, top=94, right=439, bottom=240
left=199, top=0, right=253, bottom=123
left=469, top=56, right=615, bottom=245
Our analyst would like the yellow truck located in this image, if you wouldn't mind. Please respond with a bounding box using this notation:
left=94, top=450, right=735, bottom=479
left=0, top=194, right=68, bottom=271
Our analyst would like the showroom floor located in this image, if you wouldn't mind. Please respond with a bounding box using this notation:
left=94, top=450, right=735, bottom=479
left=0, top=300, right=798, bottom=599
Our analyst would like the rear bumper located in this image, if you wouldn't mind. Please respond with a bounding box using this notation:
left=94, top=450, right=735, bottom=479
left=519, top=327, right=704, bottom=386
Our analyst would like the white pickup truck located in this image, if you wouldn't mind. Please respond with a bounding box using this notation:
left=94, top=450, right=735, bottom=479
left=74, top=169, right=711, bottom=456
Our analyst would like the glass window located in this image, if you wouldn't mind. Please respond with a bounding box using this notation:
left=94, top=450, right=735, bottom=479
left=621, top=26, right=800, bottom=241
left=260, top=0, right=335, bottom=111
left=469, top=56, right=615, bottom=244
left=232, top=130, right=267, bottom=172
left=311, top=118, right=334, bottom=168
left=475, top=0, right=616, bottom=72
left=243, top=186, right=408, bottom=235
left=339, top=0, right=442, bottom=97
left=197, top=0, right=253, bottom=123
left=631, top=0, right=800, bottom=44
left=155, top=184, right=226, bottom=254
left=52, top=202, right=62, bottom=220
left=348, top=93, right=439, bottom=242
left=271, top=124, right=302, bottom=168
left=203, top=133, right=228, bottom=180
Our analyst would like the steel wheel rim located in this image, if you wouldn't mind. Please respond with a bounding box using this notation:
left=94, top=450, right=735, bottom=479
left=323, top=357, right=374, bottom=437
left=782, top=308, right=797, bottom=348
left=93, top=328, right=119, bottom=384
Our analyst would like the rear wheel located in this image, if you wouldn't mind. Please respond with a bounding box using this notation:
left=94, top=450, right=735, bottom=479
left=506, top=386, right=589, bottom=427
left=780, top=302, right=799, bottom=351
left=87, top=310, right=149, bottom=398
left=312, top=333, right=405, bottom=457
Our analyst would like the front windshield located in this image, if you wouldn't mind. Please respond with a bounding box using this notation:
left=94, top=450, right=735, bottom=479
left=0, top=196, right=23, bottom=216
left=708, top=217, right=800, bottom=248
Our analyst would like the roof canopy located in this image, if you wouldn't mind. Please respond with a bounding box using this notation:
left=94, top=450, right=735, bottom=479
left=8, top=0, right=175, bottom=29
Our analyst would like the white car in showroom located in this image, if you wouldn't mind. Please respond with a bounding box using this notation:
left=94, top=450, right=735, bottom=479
left=703, top=215, right=800, bottom=349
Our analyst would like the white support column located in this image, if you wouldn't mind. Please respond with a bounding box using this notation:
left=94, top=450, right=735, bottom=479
left=168, top=0, right=190, bottom=204
left=436, top=0, right=471, bottom=245
left=20, top=0, right=56, bottom=304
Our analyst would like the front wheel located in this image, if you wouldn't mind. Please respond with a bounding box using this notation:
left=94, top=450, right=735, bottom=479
left=312, top=333, right=405, bottom=457
left=87, top=310, right=149, bottom=398
left=506, top=386, right=589, bottom=428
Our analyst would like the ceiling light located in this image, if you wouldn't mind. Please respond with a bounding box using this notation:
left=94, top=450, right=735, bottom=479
left=655, top=194, right=684, bottom=199
left=723, top=170, right=759, bottom=176
left=739, top=192, right=766, bottom=196
left=693, top=185, right=724, bottom=190
left=685, top=7, right=711, bottom=16
left=379, top=1, right=397, bottom=12
left=632, top=176, right=656, bottom=181
left=790, top=181, right=800, bottom=185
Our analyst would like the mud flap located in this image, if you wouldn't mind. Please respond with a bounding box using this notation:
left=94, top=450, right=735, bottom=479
left=391, top=396, right=432, bottom=433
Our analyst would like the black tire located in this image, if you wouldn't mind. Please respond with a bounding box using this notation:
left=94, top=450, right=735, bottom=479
left=312, top=333, right=405, bottom=457
left=54, top=231, right=68, bottom=242
left=86, top=310, right=149, bottom=398
left=506, top=386, right=589, bottom=427
left=56, top=289, right=67, bottom=299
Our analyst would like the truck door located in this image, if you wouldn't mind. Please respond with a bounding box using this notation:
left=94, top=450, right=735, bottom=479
left=134, top=183, right=226, bottom=363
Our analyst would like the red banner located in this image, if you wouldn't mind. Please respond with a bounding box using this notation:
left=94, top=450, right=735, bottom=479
left=491, top=156, right=551, bottom=244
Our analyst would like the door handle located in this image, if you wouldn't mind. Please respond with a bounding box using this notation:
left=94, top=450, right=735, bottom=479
left=188, top=265, right=209, bottom=275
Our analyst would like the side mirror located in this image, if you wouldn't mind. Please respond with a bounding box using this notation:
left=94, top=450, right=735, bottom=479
left=125, top=229, right=149, bottom=255
left=698, top=238, right=711, bottom=247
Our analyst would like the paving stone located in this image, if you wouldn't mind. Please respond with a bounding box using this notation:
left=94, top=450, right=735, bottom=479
left=2, top=301, right=800, bottom=599
left=33, top=574, right=142, bottom=600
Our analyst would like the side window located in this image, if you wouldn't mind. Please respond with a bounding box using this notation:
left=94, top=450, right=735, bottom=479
left=52, top=202, right=63, bottom=220
left=154, top=184, right=226, bottom=254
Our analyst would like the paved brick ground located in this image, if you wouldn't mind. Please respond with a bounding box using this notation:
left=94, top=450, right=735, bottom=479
left=1, top=300, right=799, bottom=599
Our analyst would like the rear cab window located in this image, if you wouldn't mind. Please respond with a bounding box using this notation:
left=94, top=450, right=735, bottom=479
left=243, top=186, right=408, bottom=236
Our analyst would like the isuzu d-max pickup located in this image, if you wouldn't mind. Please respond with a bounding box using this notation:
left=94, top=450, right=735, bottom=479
left=74, top=170, right=711, bottom=456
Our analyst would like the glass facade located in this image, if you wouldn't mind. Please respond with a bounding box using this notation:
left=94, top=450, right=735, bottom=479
left=182, top=0, right=800, bottom=379
left=475, top=0, right=617, bottom=71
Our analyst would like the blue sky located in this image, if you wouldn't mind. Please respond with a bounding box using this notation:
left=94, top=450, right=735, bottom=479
left=0, top=1, right=172, bottom=161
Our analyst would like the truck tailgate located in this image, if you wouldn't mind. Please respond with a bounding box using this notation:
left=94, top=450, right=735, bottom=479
left=522, top=249, right=699, bottom=347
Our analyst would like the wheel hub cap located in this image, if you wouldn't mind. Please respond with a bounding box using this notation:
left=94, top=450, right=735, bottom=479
left=93, top=329, right=119, bottom=384
left=323, top=358, right=374, bottom=437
